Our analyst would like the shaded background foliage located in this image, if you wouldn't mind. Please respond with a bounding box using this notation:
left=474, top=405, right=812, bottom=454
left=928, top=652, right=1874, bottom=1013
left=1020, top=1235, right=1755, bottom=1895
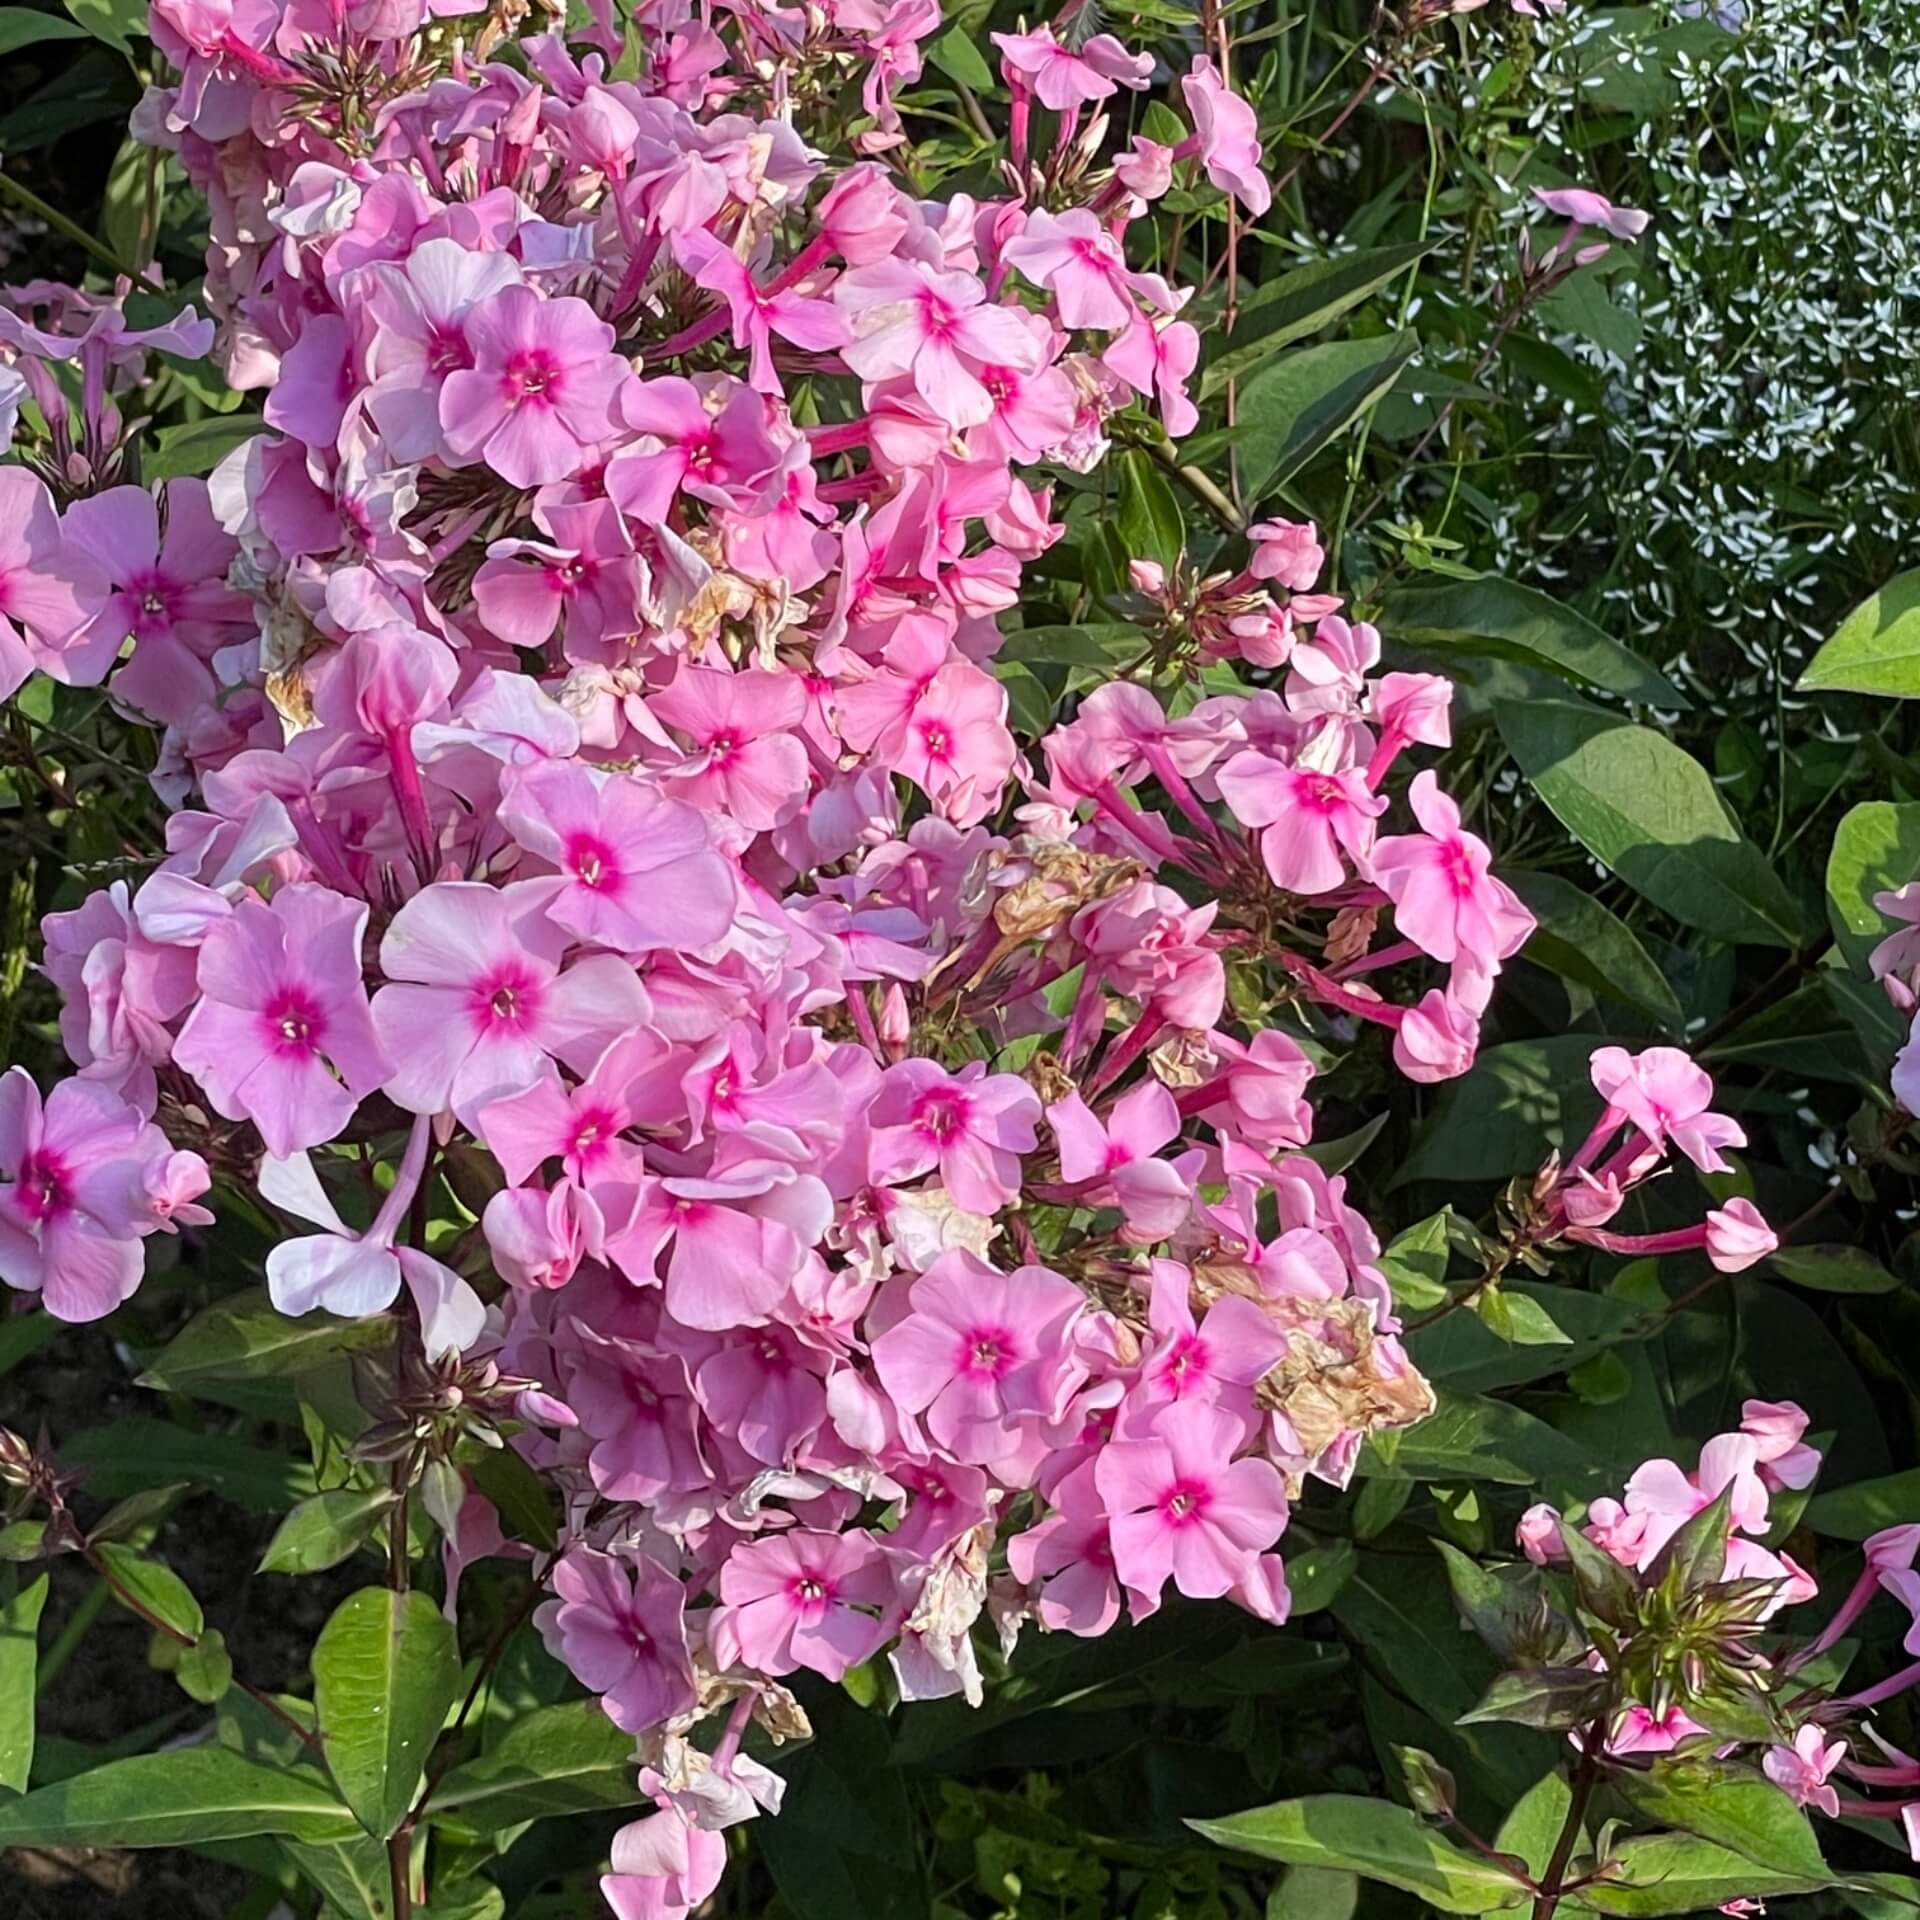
left=4, top=0, right=1920, bottom=1916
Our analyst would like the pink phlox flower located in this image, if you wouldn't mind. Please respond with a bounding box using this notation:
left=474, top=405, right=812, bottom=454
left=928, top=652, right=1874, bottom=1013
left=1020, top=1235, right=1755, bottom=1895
left=1871, top=884, right=1920, bottom=1010
left=0, top=1069, right=199, bottom=1322
left=1607, top=1701, right=1707, bottom=1757
left=870, top=1250, right=1087, bottom=1465
left=1216, top=750, right=1387, bottom=893
left=499, top=759, right=737, bottom=954
left=472, top=500, right=644, bottom=656
left=1533, top=185, right=1651, bottom=243
left=372, top=879, right=650, bottom=1125
left=1207, top=1029, right=1316, bottom=1151
left=440, top=284, right=629, bottom=487
left=1763, top=1725, right=1847, bottom=1818
left=837, top=259, right=1043, bottom=430
left=60, top=478, right=248, bottom=728
left=991, top=26, right=1151, bottom=108
left=609, top=375, right=781, bottom=522
left=1588, top=1045, right=1746, bottom=1172
left=710, top=1528, right=895, bottom=1681
left=1180, top=58, right=1272, bottom=216
left=648, top=665, right=811, bottom=833
left=172, top=885, right=389, bottom=1158
left=478, top=1028, right=661, bottom=1190
left=1738, top=1398, right=1821, bottom=1491
left=0, top=465, right=110, bottom=700
left=1047, top=1086, right=1200, bottom=1242
left=1004, top=208, right=1162, bottom=333
left=1286, top=613, right=1381, bottom=718
left=1006, top=1458, right=1125, bottom=1635
left=1094, top=1398, right=1289, bottom=1609
left=1247, top=518, right=1326, bottom=593
left=263, top=310, right=354, bottom=451
left=538, top=1546, right=697, bottom=1734
left=1373, top=770, right=1536, bottom=966
left=1103, top=309, right=1201, bottom=437
left=1139, top=1257, right=1289, bottom=1409
left=258, top=1115, right=483, bottom=1355
left=562, top=1324, right=711, bottom=1502
left=601, top=1806, right=727, bottom=1920
left=868, top=1059, right=1041, bottom=1214
left=482, top=1180, right=598, bottom=1292
left=672, top=229, right=849, bottom=395
left=1620, top=1431, right=1770, bottom=1570
left=693, top=1322, right=829, bottom=1467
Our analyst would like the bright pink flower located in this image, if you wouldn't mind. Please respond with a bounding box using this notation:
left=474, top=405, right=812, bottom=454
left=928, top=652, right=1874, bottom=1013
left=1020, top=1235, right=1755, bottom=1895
left=0, top=1069, right=196, bottom=1322
left=1763, top=1725, right=1847, bottom=1818
left=1588, top=1046, right=1746, bottom=1173
left=1003, top=208, right=1149, bottom=333
left=1216, top=752, right=1387, bottom=893
left=991, top=26, right=1151, bottom=108
left=1247, top=519, right=1325, bottom=593
left=1533, top=186, right=1650, bottom=242
left=838, top=259, right=1043, bottom=430
left=539, top=1547, right=697, bottom=1734
left=0, top=466, right=109, bottom=700
left=499, top=760, right=736, bottom=954
left=1181, top=58, right=1272, bottom=216
left=371, top=879, right=649, bottom=1124
left=1607, top=1702, right=1706, bottom=1756
left=172, top=886, right=388, bottom=1158
left=1372, top=771, right=1535, bottom=966
left=602, top=1809, right=727, bottom=1920
left=609, top=375, right=780, bottom=521
left=1095, top=1400, right=1289, bottom=1605
left=440, top=285, right=629, bottom=487
left=870, top=1251, right=1086, bottom=1464
left=711, top=1528, right=894, bottom=1681
left=649, top=666, right=811, bottom=832
left=694, top=1324, right=829, bottom=1466
left=1209, top=1030, right=1315, bottom=1150
left=1739, top=1398, right=1820, bottom=1491
left=673, top=229, right=849, bottom=394
left=472, top=500, right=644, bottom=656
left=478, top=1031, right=658, bottom=1190
left=869, top=1060, right=1041, bottom=1213
left=1006, top=1459, right=1124, bottom=1635
left=1047, top=1085, right=1197, bottom=1242
left=1620, top=1432, right=1769, bottom=1570
left=1103, top=311, right=1200, bottom=436
left=1138, top=1259, right=1288, bottom=1408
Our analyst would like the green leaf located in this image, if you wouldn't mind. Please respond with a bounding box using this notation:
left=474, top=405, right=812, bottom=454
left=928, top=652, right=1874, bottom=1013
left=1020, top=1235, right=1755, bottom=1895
left=139, top=1288, right=391, bottom=1389
left=1267, top=1866, right=1359, bottom=1920
left=1199, top=241, right=1435, bottom=398
left=1398, top=1036, right=1606, bottom=1186
left=1457, top=1665, right=1612, bottom=1731
left=62, top=0, right=144, bottom=54
left=143, top=414, right=265, bottom=482
left=1283, top=1540, right=1356, bottom=1617
left=1798, top=569, right=1920, bottom=697
left=259, top=1489, right=398, bottom=1576
left=466, top=1445, right=558, bottom=1552
left=312, top=1588, right=461, bottom=1839
left=1505, top=872, right=1683, bottom=1023
left=1569, top=1833, right=1824, bottom=1914
left=425, top=1700, right=645, bottom=1835
left=1806, top=1467, right=1920, bottom=1541
left=1475, top=1289, right=1572, bottom=1347
left=1377, top=577, right=1688, bottom=709
left=0, top=7, right=90, bottom=52
left=927, top=21, right=994, bottom=91
left=997, top=622, right=1143, bottom=668
left=1435, top=1541, right=1539, bottom=1662
left=65, top=1419, right=316, bottom=1514
left=1237, top=331, right=1419, bottom=500
left=1826, top=802, right=1920, bottom=972
left=177, top=1629, right=235, bottom=1706
left=1493, top=1771, right=1572, bottom=1881
left=1769, top=1245, right=1902, bottom=1295
left=280, top=1835, right=394, bottom=1920
left=1498, top=701, right=1802, bottom=949
left=1369, top=1392, right=1602, bottom=1497
left=0, top=1747, right=357, bottom=1847
left=97, top=1543, right=204, bottom=1642
left=1115, top=449, right=1184, bottom=572
left=1379, top=1210, right=1452, bottom=1309
left=1616, top=1767, right=1831, bottom=1881
left=86, top=1482, right=189, bottom=1546
left=101, top=134, right=159, bottom=276
left=0, top=1572, right=50, bottom=1792
left=1191, top=1795, right=1528, bottom=1912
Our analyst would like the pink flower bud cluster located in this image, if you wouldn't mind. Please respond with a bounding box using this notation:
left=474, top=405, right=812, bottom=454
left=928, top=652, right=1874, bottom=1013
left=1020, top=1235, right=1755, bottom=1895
left=0, top=1, right=1585, bottom=1910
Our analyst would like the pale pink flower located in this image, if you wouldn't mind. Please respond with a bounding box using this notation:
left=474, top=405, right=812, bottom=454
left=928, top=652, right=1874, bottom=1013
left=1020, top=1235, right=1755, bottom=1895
left=602, top=1808, right=726, bottom=1920
left=538, top=1547, right=697, bottom=1734
left=1047, top=1085, right=1198, bottom=1242
left=472, top=500, right=644, bottom=656
left=0, top=466, right=110, bottom=700
left=1373, top=771, right=1536, bottom=967
left=1181, top=58, right=1272, bottom=217
left=1763, top=1725, right=1847, bottom=1818
left=1004, top=208, right=1146, bottom=333
left=649, top=666, right=811, bottom=832
left=673, top=229, right=849, bottom=394
left=1533, top=186, right=1651, bottom=242
left=868, top=1060, right=1041, bottom=1214
left=1137, top=1259, right=1288, bottom=1408
left=1103, top=311, right=1200, bottom=436
left=1588, top=1046, right=1746, bottom=1172
left=1216, top=752, right=1387, bottom=893
left=710, top=1529, right=894, bottom=1681
left=1095, top=1400, right=1289, bottom=1605
left=1247, top=519, right=1326, bottom=593
left=1006, top=1459, right=1124, bottom=1635
left=1706, top=1199, right=1777, bottom=1273
left=991, top=26, right=1151, bottom=108
left=172, top=885, right=388, bottom=1158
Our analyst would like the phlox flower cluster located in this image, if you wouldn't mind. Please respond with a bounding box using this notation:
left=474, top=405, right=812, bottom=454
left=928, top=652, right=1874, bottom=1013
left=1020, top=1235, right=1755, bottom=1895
left=1519, top=1409, right=1920, bottom=1860
left=0, top=0, right=1772, bottom=1911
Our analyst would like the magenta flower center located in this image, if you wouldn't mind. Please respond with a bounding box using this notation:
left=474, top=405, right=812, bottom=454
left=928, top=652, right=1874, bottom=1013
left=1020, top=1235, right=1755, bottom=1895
left=566, top=833, right=617, bottom=889
left=264, top=985, right=327, bottom=1057
left=1159, top=1478, right=1212, bottom=1527
left=789, top=1573, right=833, bottom=1612
left=915, top=288, right=960, bottom=343
left=503, top=348, right=564, bottom=409
left=913, top=1088, right=969, bottom=1143
left=129, top=570, right=180, bottom=632
left=13, top=1149, right=70, bottom=1223
left=1301, top=773, right=1345, bottom=813
left=1161, top=1334, right=1208, bottom=1390
left=957, top=1322, right=1017, bottom=1381
left=425, top=324, right=471, bottom=375
left=918, top=717, right=954, bottom=764
left=1438, top=836, right=1478, bottom=896
left=473, top=966, right=542, bottom=1030
left=570, top=1105, right=618, bottom=1164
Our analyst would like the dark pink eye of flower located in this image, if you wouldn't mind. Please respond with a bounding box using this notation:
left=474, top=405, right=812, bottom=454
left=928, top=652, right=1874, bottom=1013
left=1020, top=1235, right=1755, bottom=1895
left=1160, top=1478, right=1211, bottom=1527
left=919, top=718, right=953, bottom=762
left=914, top=1089, right=969, bottom=1141
left=503, top=349, right=563, bottom=407
left=789, top=1573, right=833, bottom=1608
left=957, top=1322, right=1018, bottom=1380
left=1439, top=837, right=1478, bottom=894
left=567, top=834, right=617, bottom=888
left=426, top=325, right=471, bottom=375
left=474, top=968, right=541, bottom=1030
left=264, top=986, right=327, bottom=1057
left=1303, top=773, right=1345, bottom=810
left=14, top=1149, right=70, bottom=1223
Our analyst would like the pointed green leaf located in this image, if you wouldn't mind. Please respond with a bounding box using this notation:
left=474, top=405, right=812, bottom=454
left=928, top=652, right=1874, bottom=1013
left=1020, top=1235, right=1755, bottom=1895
left=0, top=1746, right=356, bottom=1846
left=0, top=7, right=91, bottom=52
left=1768, top=1245, right=1902, bottom=1295
left=425, top=1700, right=646, bottom=1835
left=1505, top=872, right=1682, bottom=1022
left=1238, top=331, right=1419, bottom=500
left=1807, top=1468, right=1920, bottom=1540
left=259, top=1488, right=399, bottom=1576
left=1826, top=802, right=1920, bottom=971
left=64, top=1418, right=316, bottom=1513
left=1798, top=569, right=1920, bottom=697
left=1497, top=701, right=1802, bottom=950
left=139, top=1288, right=392, bottom=1389
left=1615, top=1767, right=1830, bottom=1880
left=97, top=1544, right=204, bottom=1642
left=1191, top=1795, right=1528, bottom=1912
left=1494, top=1771, right=1572, bottom=1881
left=1, top=1572, right=50, bottom=1791
left=1569, top=1832, right=1825, bottom=1914
left=312, top=1588, right=461, bottom=1839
